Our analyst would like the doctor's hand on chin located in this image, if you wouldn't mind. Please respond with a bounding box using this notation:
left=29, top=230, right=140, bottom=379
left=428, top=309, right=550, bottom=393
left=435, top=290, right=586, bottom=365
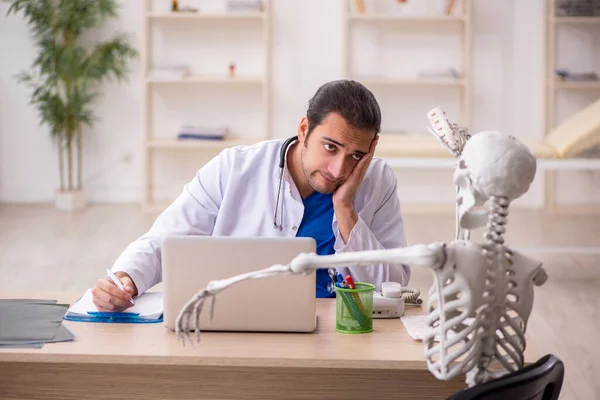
left=332, top=135, right=379, bottom=244
left=91, top=272, right=138, bottom=312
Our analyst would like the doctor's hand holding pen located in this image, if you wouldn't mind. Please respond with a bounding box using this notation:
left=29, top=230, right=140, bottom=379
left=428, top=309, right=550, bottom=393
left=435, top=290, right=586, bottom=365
left=91, top=271, right=138, bottom=312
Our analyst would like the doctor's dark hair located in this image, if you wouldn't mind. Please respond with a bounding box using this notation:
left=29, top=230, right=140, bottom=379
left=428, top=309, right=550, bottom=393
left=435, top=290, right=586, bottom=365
left=305, top=80, right=381, bottom=140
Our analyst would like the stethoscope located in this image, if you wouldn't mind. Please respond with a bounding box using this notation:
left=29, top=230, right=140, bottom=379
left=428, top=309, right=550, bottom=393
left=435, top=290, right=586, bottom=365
left=273, top=135, right=299, bottom=231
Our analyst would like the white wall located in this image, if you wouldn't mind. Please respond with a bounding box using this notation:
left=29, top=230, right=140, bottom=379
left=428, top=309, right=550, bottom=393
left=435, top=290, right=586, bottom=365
left=0, top=0, right=599, bottom=206
left=0, top=0, right=144, bottom=203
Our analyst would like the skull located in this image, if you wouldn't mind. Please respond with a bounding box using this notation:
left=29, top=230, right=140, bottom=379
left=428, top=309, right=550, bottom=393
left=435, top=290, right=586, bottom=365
left=453, top=131, right=537, bottom=229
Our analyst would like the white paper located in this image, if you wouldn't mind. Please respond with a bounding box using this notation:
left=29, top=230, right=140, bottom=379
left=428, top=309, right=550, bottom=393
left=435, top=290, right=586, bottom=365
left=401, top=315, right=433, bottom=341
left=401, top=315, right=460, bottom=342
left=66, top=289, right=163, bottom=320
left=402, top=315, right=479, bottom=342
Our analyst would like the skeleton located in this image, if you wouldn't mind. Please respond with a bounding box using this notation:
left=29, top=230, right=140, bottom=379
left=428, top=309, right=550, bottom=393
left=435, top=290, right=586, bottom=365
left=174, top=107, right=548, bottom=388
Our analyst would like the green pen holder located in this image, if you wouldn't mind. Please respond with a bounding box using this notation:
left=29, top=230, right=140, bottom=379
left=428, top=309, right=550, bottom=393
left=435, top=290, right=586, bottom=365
left=334, top=282, right=375, bottom=334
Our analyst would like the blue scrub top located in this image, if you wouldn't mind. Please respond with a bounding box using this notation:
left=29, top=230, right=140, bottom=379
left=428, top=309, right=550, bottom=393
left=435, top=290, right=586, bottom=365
left=296, top=191, right=336, bottom=298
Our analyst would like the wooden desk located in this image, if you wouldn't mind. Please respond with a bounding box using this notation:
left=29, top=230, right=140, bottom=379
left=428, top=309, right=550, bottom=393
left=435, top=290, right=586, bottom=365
left=0, top=293, right=532, bottom=400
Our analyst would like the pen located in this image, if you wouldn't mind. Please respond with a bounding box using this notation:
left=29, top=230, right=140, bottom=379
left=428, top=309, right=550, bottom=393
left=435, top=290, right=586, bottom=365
left=328, top=268, right=353, bottom=318
left=106, top=269, right=135, bottom=305
left=344, top=275, right=367, bottom=314
left=344, top=275, right=356, bottom=289
left=333, top=272, right=369, bottom=328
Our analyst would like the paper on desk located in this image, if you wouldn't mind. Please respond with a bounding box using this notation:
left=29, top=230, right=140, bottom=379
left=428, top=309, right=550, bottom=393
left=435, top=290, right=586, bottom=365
left=401, top=316, right=479, bottom=342
left=0, top=301, right=69, bottom=341
left=401, top=315, right=461, bottom=342
left=66, top=288, right=163, bottom=319
left=401, top=315, right=432, bottom=341
left=0, top=324, right=75, bottom=348
left=1, top=298, right=59, bottom=304
left=0, top=342, right=45, bottom=349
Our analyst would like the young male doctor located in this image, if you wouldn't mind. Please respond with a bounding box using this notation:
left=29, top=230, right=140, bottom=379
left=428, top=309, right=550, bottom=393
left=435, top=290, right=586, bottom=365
left=92, top=79, right=410, bottom=311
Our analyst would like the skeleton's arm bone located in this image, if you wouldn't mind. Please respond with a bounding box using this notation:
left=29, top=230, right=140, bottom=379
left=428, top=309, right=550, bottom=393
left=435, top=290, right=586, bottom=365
left=175, top=243, right=446, bottom=344
left=195, top=242, right=444, bottom=296
left=288, top=243, right=446, bottom=274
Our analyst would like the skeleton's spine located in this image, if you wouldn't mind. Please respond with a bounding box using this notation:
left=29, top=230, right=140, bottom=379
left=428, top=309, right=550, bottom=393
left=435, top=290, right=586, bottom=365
left=474, top=196, right=510, bottom=385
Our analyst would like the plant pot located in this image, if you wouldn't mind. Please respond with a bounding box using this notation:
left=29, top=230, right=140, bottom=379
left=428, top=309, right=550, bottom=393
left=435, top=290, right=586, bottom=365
left=55, top=189, right=87, bottom=211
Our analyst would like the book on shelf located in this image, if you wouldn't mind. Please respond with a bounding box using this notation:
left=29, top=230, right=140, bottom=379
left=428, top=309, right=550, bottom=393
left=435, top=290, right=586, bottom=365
left=176, top=125, right=230, bottom=141
left=226, top=0, right=263, bottom=12
left=556, top=69, right=599, bottom=82
left=555, top=0, right=600, bottom=16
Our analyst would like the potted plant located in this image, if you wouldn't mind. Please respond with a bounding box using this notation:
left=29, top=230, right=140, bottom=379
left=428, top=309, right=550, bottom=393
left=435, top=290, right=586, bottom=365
left=6, top=0, right=137, bottom=210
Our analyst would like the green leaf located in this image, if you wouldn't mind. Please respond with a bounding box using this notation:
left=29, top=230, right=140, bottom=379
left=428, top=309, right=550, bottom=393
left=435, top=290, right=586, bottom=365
left=5, top=0, right=137, bottom=184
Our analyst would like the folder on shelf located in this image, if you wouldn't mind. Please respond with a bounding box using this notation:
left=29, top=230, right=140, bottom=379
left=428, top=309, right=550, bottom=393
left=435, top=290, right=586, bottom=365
left=64, top=289, right=163, bottom=324
left=176, top=125, right=229, bottom=141
left=177, top=133, right=226, bottom=141
left=226, top=0, right=262, bottom=12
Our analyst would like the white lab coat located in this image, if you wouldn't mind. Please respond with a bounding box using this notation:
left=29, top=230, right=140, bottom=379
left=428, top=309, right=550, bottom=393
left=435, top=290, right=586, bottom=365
left=112, top=138, right=410, bottom=295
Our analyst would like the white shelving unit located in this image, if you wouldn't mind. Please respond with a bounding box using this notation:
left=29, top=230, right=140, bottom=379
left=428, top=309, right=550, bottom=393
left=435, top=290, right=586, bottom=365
left=544, top=6, right=600, bottom=132
left=346, top=14, right=466, bottom=23
left=146, top=138, right=259, bottom=149
left=341, top=0, right=472, bottom=148
left=543, top=0, right=600, bottom=211
left=554, top=15, right=600, bottom=24
left=356, top=77, right=466, bottom=87
left=141, top=1, right=271, bottom=212
left=147, top=76, right=266, bottom=85
left=147, top=11, right=266, bottom=20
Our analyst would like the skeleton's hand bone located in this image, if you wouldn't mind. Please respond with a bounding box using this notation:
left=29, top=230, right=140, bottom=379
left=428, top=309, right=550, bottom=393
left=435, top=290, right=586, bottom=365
left=175, top=263, right=293, bottom=346
left=427, top=106, right=472, bottom=157
left=175, top=243, right=446, bottom=345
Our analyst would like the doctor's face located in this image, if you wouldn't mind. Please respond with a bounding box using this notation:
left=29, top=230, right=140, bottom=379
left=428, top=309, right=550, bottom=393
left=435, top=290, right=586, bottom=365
left=298, top=112, right=376, bottom=194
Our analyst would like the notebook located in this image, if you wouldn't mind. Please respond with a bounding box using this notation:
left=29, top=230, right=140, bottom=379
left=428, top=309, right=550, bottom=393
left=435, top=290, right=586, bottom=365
left=64, top=289, right=163, bottom=323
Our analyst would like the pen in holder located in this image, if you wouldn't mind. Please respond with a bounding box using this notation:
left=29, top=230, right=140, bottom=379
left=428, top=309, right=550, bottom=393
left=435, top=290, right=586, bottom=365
left=334, top=282, right=375, bottom=334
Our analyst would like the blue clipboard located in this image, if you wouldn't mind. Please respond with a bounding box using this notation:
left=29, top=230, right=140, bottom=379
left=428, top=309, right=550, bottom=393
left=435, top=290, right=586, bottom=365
left=64, top=311, right=163, bottom=324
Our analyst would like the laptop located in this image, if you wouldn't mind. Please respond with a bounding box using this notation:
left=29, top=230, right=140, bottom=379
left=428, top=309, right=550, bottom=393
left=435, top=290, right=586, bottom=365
left=162, top=236, right=317, bottom=332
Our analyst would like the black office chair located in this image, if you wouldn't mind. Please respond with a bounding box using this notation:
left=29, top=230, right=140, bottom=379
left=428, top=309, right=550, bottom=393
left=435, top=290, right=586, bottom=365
left=448, top=354, right=564, bottom=400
